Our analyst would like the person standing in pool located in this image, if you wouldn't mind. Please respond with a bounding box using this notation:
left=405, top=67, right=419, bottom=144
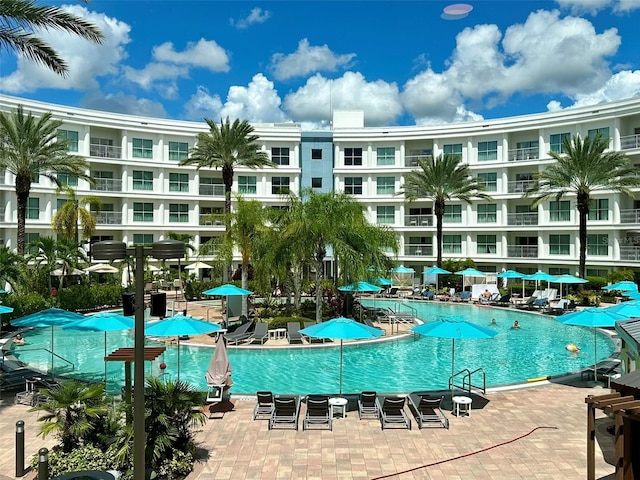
left=511, top=320, right=521, bottom=329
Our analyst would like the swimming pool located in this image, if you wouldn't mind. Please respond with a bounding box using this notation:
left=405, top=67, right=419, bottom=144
left=12, top=300, right=616, bottom=395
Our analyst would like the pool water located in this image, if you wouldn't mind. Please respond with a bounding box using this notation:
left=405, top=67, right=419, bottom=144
left=12, top=300, right=616, bottom=395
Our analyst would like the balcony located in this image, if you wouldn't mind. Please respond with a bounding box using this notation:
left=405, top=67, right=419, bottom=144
left=405, top=215, right=433, bottom=227
left=199, top=184, right=225, bottom=196
left=404, top=154, right=432, bottom=167
left=507, top=212, right=539, bottom=226
left=621, top=209, right=640, bottom=223
left=200, top=215, right=223, bottom=226
left=91, top=178, right=122, bottom=192
left=90, top=143, right=122, bottom=159
left=507, top=179, right=534, bottom=194
left=0, top=212, right=5, bottom=222
left=507, top=245, right=538, bottom=257
left=620, top=246, right=640, bottom=261
left=95, top=212, right=122, bottom=225
left=507, top=146, right=539, bottom=162
left=621, top=134, right=640, bottom=150
left=404, top=245, right=433, bottom=256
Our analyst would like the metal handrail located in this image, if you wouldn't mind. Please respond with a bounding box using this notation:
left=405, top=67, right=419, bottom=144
left=15, top=347, right=75, bottom=371
left=448, top=367, right=486, bottom=395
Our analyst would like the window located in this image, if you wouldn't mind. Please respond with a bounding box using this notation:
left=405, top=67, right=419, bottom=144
left=477, top=172, right=497, bottom=192
left=344, top=147, right=363, bottom=166
left=27, top=197, right=39, bottom=219
left=377, top=147, right=395, bottom=166
left=549, top=234, right=570, bottom=255
left=376, top=206, right=395, bottom=224
left=132, top=138, right=153, bottom=159
left=132, top=170, right=153, bottom=191
left=92, top=170, right=113, bottom=179
left=238, top=176, right=257, bottom=194
left=587, top=127, right=610, bottom=141
left=271, top=147, right=290, bottom=166
left=515, top=140, right=539, bottom=160
left=477, top=234, right=497, bottom=254
left=169, top=203, right=189, bottom=222
left=25, top=233, right=40, bottom=254
left=443, top=143, right=462, bottom=160
left=56, top=199, right=69, bottom=210
left=550, top=133, right=571, bottom=153
left=311, top=177, right=322, bottom=189
left=477, top=141, right=498, bottom=161
left=133, top=234, right=153, bottom=246
left=169, top=173, right=189, bottom=192
left=57, top=129, right=78, bottom=152
left=376, top=176, right=395, bottom=195
left=477, top=204, right=497, bottom=223
left=443, top=234, right=462, bottom=254
left=587, top=234, right=608, bottom=256
left=344, top=177, right=363, bottom=195
left=57, top=172, right=78, bottom=187
left=311, top=149, right=322, bottom=160
left=587, top=268, right=608, bottom=277
left=168, top=141, right=189, bottom=161
left=588, top=199, right=609, bottom=221
left=549, top=200, right=571, bottom=221
left=271, top=176, right=290, bottom=195
left=133, top=202, right=154, bottom=222
left=549, top=267, right=570, bottom=275
left=444, top=204, right=462, bottom=223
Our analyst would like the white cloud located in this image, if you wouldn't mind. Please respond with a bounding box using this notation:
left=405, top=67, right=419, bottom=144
left=270, top=39, right=356, bottom=81
left=555, top=0, right=612, bottom=14
left=183, top=86, right=224, bottom=121
left=230, top=7, right=271, bottom=29
left=123, top=63, right=189, bottom=91
left=0, top=4, right=130, bottom=93
left=569, top=70, right=640, bottom=107
left=152, top=39, right=230, bottom=72
left=547, top=100, right=564, bottom=111
left=81, top=91, right=167, bottom=118
left=614, top=0, right=640, bottom=12
left=284, top=72, right=402, bottom=126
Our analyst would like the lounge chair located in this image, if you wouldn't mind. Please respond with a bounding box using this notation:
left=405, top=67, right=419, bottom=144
left=384, top=287, right=399, bottom=298
left=490, top=294, right=511, bottom=307
left=409, top=394, right=449, bottom=429
left=378, top=396, right=411, bottom=430
left=531, top=297, right=549, bottom=310
left=247, top=322, right=268, bottom=344
left=253, top=391, right=274, bottom=420
left=363, top=318, right=384, bottom=334
left=548, top=299, right=574, bottom=315
left=422, top=290, right=435, bottom=300
left=269, top=396, right=300, bottom=430
left=301, top=321, right=325, bottom=343
left=358, top=391, right=379, bottom=419
left=206, top=385, right=223, bottom=403
left=581, top=360, right=620, bottom=385
left=303, top=395, right=332, bottom=431
left=516, top=296, right=537, bottom=310
left=287, top=322, right=303, bottom=344
left=225, top=320, right=255, bottom=345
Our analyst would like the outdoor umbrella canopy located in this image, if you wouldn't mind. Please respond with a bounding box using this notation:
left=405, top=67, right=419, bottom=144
left=50, top=268, right=85, bottom=276
left=455, top=267, right=486, bottom=277
left=556, top=308, right=627, bottom=382
left=374, top=277, right=393, bottom=287
left=524, top=271, right=557, bottom=290
left=11, top=308, right=86, bottom=373
left=205, top=334, right=233, bottom=389
left=603, top=281, right=639, bottom=292
left=84, top=263, right=119, bottom=274
left=202, top=284, right=253, bottom=296
left=145, top=314, right=220, bottom=380
left=605, top=300, right=640, bottom=318
left=553, top=274, right=588, bottom=299
left=299, top=317, right=383, bottom=395
left=185, top=261, right=213, bottom=271
left=337, top=281, right=382, bottom=293
left=411, top=317, right=497, bottom=399
left=496, top=269, right=526, bottom=297
left=0, top=305, right=14, bottom=314
left=62, top=312, right=134, bottom=382
left=423, top=266, right=451, bottom=291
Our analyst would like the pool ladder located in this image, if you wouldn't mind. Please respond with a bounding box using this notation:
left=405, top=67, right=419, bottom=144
left=449, top=368, right=487, bottom=396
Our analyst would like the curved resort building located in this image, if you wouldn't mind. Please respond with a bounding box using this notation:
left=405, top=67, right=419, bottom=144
left=1, top=93, right=640, bottom=278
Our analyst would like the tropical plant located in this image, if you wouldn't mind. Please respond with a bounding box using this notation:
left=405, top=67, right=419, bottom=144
left=165, top=231, right=195, bottom=260
left=27, top=236, right=87, bottom=290
left=402, top=153, right=491, bottom=267
left=31, top=380, right=109, bottom=453
left=0, top=0, right=103, bottom=75
left=0, top=245, right=23, bottom=290
left=0, top=105, right=91, bottom=255
left=51, top=184, right=102, bottom=244
left=525, top=133, right=640, bottom=278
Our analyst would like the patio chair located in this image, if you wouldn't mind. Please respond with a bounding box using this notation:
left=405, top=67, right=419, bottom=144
left=287, top=322, right=303, bottom=344
left=548, top=298, right=570, bottom=315
left=409, top=394, right=449, bottom=429
left=363, top=318, right=384, bottom=334
left=301, top=321, right=324, bottom=343
left=581, top=360, right=620, bottom=386
left=358, top=391, right=379, bottom=419
left=378, top=396, right=411, bottom=430
left=269, top=396, right=300, bottom=430
left=253, top=391, right=274, bottom=420
left=224, top=320, right=255, bottom=345
left=490, top=294, right=511, bottom=307
left=384, top=287, right=399, bottom=298
left=206, top=385, right=224, bottom=403
left=247, top=322, right=268, bottom=345
left=303, top=395, right=332, bottom=431
left=515, top=296, right=537, bottom=310
left=531, top=297, right=549, bottom=310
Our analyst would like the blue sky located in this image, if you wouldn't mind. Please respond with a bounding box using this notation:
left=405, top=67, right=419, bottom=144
left=1, top=0, right=639, bottom=127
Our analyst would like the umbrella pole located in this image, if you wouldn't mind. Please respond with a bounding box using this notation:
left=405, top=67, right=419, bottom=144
left=593, top=328, right=597, bottom=383
left=450, top=338, right=455, bottom=401
left=104, top=332, right=108, bottom=384
left=51, top=327, right=54, bottom=374
left=339, top=340, right=343, bottom=396
left=177, top=338, right=181, bottom=382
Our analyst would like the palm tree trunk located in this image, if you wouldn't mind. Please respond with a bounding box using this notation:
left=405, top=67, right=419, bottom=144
left=577, top=192, right=590, bottom=279
left=314, top=245, right=325, bottom=323
left=434, top=198, right=445, bottom=268
left=16, top=176, right=31, bottom=256
left=222, top=165, right=234, bottom=283
left=241, top=260, right=248, bottom=317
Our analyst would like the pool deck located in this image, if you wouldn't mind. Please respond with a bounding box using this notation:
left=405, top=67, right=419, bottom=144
left=0, top=380, right=617, bottom=479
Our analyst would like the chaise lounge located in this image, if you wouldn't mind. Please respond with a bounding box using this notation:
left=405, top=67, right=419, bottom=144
left=378, top=396, right=411, bottom=430
left=303, top=395, right=332, bottom=431
left=408, top=394, right=449, bottom=429
left=269, top=396, right=300, bottom=430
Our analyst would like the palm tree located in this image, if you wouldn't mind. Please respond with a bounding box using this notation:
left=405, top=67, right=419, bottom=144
left=525, top=133, right=640, bottom=278
left=0, top=246, right=23, bottom=290
left=0, top=105, right=91, bottom=255
left=0, top=0, right=103, bottom=76
left=402, top=154, right=491, bottom=267
left=165, top=231, right=195, bottom=260
left=26, top=235, right=58, bottom=292
left=52, top=184, right=103, bottom=244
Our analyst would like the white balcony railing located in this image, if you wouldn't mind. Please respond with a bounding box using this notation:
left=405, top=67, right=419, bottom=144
left=507, top=213, right=539, bottom=226
left=404, top=245, right=433, bottom=256
left=95, top=212, right=122, bottom=225
left=620, top=134, right=640, bottom=151
left=199, top=184, right=225, bottom=196
left=507, top=179, right=535, bottom=193
left=507, top=245, right=538, bottom=257
left=621, top=209, right=640, bottom=223
left=200, top=215, right=223, bottom=226
left=405, top=215, right=433, bottom=227
left=620, top=246, right=640, bottom=261
left=507, top=146, right=539, bottom=162
left=90, top=143, right=122, bottom=159
left=404, top=154, right=432, bottom=167
left=91, top=178, right=122, bottom=192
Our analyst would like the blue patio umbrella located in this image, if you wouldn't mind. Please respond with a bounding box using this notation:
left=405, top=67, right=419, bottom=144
left=412, top=317, right=497, bottom=399
left=455, top=267, right=486, bottom=289
left=553, top=274, right=588, bottom=299
left=423, top=266, right=451, bottom=291
left=496, top=270, right=526, bottom=297
left=605, top=300, right=640, bottom=318
left=299, top=317, right=383, bottom=395
left=145, top=314, right=220, bottom=380
left=374, top=277, right=393, bottom=287
left=203, top=284, right=254, bottom=323
left=524, top=271, right=557, bottom=290
left=338, top=281, right=382, bottom=293
left=557, top=308, right=627, bottom=382
left=11, top=308, right=85, bottom=373
left=0, top=305, right=14, bottom=314
left=62, top=312, right=134, bottom=382
left=603, top=281, right=638, bottom=293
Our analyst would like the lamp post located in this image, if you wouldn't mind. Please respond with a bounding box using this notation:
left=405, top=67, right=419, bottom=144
left=92, top=239, right=184, bottom=480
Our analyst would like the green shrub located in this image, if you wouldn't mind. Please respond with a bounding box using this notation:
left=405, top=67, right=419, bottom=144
left=31, top=445, right=117, bottom=479
left=156, top=450, right=194, bottom=480
left=267, top=315, right=314, bottom=329
left=584, top=276, right=607, bottom=291
left=4, top=292, right=53, bottom=323
left=608, top=268, right=636, bottom=284
left=56, top=284, right=124, bottom=312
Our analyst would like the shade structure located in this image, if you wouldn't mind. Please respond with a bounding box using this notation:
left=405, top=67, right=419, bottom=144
left=496, top=269, right=526, bottom=296
left=145, top=314, right=220, bottom=380
left=0, top=305, right=14, bottom=314
left=390, top=265, right=415, bottom=287
left=524, top=271, right=557, bottom=290
left=603, top=281, right=639, bottom=293
left=185, top=261, right=213, bottom=271
left=605, top=300, right=640, bottom=318
left=374, top=277, right=393, bottom=287
left=62, top=312, right=134, bottom=382
left=299, top=317, right=383, bottom=394
left=455, top=267, right=486, bottom=277
left=553, top=274, right=588, bottom=299
left=556, top=308, right=627, bottom=382
left=411, top=317, right=497, bottom=399
left=423, top=266, right=451, bottom=291
left=84, top=263, right=119, bottom=274
left=205, top=334, right=233, bottom=389
left=50, top=267, right=85, bottom=276
left=337, top=281, right=382, bottom=293
left=202, top=284, right=253, bottom=296
left=11, top=308, right=85, bottom=373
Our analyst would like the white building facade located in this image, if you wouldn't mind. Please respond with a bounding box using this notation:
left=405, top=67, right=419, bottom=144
left=1, top=94, right=640, bottom=277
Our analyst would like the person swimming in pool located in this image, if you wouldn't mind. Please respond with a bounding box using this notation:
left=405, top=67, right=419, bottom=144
left=491, top=318, right=497, bottom=325
left=511, top=320, right=521, bottom=329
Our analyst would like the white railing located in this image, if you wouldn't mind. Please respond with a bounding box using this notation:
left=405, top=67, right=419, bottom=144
left=507, top=179, right=534, bottom=193
left=95, top=212, right=122, bottom=225
left=404, top=154, right=432, bottom=167
left=620, top=246, right=640, bottom=261
left=507, top=146, right=539, bottom=162
left=507, top=213, right=538, bottom=226
left=90, top=143, right=122, bottom=159
left=507, top=245, right=538, bottom=257
left=620, top=209, right=640, bottom=223
left=405, top=215, right=433, bottom=227
left=199, top=184, right=225, bottom=196
left=404, top=245, right=433, bottom=256
left=200, top=215, right=224, bottom=226
left=91, top=178, right=122, bottom=192
left=620, top=134, right=640, bottom=150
